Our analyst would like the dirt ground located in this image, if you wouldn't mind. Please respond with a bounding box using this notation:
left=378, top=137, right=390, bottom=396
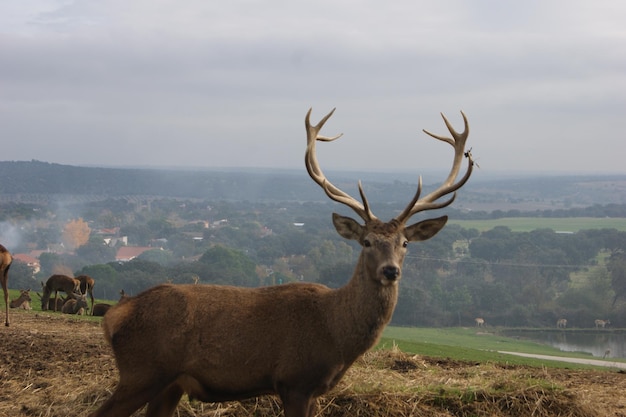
left=2, top=310, right=626, bottom=417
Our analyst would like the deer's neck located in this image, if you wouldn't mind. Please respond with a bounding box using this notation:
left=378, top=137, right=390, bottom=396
left=331, top=254, right=399, bottom=361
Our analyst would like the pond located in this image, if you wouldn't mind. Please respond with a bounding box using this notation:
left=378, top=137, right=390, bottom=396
left=502, top=329, right=626, bottom=359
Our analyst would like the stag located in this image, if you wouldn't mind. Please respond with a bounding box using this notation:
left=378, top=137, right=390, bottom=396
left=1, top=244, right=13, bottom=326
left=76, top=275, right=95, bottom=315
left=10, top=289, right=32, bottom=310
left=40, top=274, right=81, bottom=312
left=89, top=108, right=474, bottom=417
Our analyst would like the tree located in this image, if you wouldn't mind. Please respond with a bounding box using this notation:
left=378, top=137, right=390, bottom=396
left=138, top=249, right=176, bottom=266
left=76, top=237, right=117, bottom=265
left=608, top=251, right=626, bottom=305
left=75, top=264, right=119, bottom=299
left=62, top=218, right=91, bottom=251
left=6, top=260, right=36, bottom=290
left=37, top=252, right=64, bottom=278
left=199, top=245, right=257, bottom=287
left=307, top=240, right=353, bottom=272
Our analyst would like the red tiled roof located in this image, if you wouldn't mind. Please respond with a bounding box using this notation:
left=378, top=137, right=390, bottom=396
left=13, top=253, right=40, bottom=265
left=115, top=246, right=154, bottom=261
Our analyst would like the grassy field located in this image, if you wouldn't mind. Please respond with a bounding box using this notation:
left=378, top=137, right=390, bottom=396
left=6, top=311, right=626, bottom=416
left=380, top=326, right=626, bottom=369
left=5, top=287, right=112, bottom=323
left=448, top=217, right=626, bottom=232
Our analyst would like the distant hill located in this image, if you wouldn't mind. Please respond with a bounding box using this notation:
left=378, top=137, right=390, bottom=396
left=0, top=160, right=321, bottom=202
left=1, top=160, right=625, bottom=212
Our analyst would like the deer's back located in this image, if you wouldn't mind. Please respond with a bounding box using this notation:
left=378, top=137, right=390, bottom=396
left=102, top=283, right=347, bottom=395
left=103, top=282, right=336, bottom=353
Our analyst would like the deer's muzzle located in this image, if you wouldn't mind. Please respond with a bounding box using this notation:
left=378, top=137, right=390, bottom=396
left=382, top=266, right=400, bottom=281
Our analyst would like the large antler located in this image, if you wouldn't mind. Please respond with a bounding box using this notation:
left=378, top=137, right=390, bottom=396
left=305, top=108, right=376, bottom=222
left=395, top=111, right=474, bottom=224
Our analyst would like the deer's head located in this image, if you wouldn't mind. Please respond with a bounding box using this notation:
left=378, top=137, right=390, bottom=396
left=305, top=108, right=474, bottom=286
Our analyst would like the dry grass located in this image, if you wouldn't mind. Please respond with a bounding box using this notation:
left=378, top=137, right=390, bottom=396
left=2, top=310, right=626, bottom=417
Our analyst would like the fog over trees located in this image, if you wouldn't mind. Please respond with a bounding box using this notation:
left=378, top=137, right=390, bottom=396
left=1, top=162, right=625, bottom=327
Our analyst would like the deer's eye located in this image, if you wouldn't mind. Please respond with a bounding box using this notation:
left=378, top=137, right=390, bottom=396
left=363, top=239, right=371, bottom=248
left=403, top=240, right=409, bottom=248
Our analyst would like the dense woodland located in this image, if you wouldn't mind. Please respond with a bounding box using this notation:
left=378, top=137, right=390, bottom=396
left=2, top=161, right=626, bottom=328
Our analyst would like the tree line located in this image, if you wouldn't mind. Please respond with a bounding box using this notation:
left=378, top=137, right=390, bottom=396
left=5, top=197, right=625, bottom=328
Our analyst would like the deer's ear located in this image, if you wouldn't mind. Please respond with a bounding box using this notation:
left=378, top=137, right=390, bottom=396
left=405, top=215, right=448, bottom=242
left=332, top=213, right=363, bottom=241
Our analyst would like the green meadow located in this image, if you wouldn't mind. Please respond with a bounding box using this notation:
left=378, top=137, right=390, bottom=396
left=380, top=326, right=626, bottom=369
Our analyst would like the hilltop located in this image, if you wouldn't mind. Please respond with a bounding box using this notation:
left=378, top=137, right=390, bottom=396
left=1, top=160, right=625, bottom=212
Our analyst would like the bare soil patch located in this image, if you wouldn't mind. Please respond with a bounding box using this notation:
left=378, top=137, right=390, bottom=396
left=2, top=310, right=626, bottom=417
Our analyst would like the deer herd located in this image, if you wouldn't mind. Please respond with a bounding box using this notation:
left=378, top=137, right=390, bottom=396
left=0, top=109, right=618, bottom=417
left=0, top=248, right=115, bottom=321
left=6, top=274, right=99, bottom=317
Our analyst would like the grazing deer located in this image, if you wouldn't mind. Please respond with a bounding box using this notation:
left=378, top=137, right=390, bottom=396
left=595, top=319, right=610, bottom=329
left=475, top=317, right=485, bottom=327
left=1, top=244, right=13, bottom=326
left=40, top=274, right=81, bottom=312
left=36, top=293, right=67, bottom=311
left=10, top=289, right=32, bottom=310
left=76, top=275, right=96, bottom=315
left=556, top=318, right=567, bottom=328
left=88, top=108, right=474, bottom=417
left=62, top=294, right=88, bottom=315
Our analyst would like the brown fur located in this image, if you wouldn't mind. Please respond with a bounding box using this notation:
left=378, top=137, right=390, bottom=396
left=76, top=275, right=96, bottom=315
left=1, top=244, right=13, bottom=326
left=89, top=108, right=472, bottom=417
left=40, top=275, right=81, bottom=312
left=10, top=289, right=32, bottom=310
left=62, top=294, right=88, bottom=315
left=92, top=303, right=111, bottom=317
left=42, top=295, right=66, bottom=311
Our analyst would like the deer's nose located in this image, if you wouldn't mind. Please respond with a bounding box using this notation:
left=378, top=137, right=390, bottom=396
left=382, top=266, right=400, bottom=280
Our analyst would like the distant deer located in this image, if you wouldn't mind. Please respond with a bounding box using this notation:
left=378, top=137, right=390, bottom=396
left=1, top=244, right=13, bottom=326
left=76, top=275, right=95, bottom=315
left=556, top=318, right=567, bottom=328
left=93, top=290, right=129, bottom=317
left=475, top=317, right=485, bottom=327
left=10, top=289, right=32, bottom=310
left=40, top=274, right=81, bottom=312
left=595, top=319, right=610, bottom=329
left=62, top=294, right=88, bottom=315
left=603, top=349, right=611, bottom=359
left=36, top=292, right=67, bottom=311
left=92, top=303, right=111, bottom=317
left=88, top=108, right=474, bottom=417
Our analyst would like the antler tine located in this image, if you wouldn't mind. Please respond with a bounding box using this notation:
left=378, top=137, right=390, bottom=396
left=396, top=111, right=474, bottom=224
left=305, top=108, right=376, bottom=222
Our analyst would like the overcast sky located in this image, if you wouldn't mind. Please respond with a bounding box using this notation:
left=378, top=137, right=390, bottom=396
left=1, top=1, right=624, bottom=177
